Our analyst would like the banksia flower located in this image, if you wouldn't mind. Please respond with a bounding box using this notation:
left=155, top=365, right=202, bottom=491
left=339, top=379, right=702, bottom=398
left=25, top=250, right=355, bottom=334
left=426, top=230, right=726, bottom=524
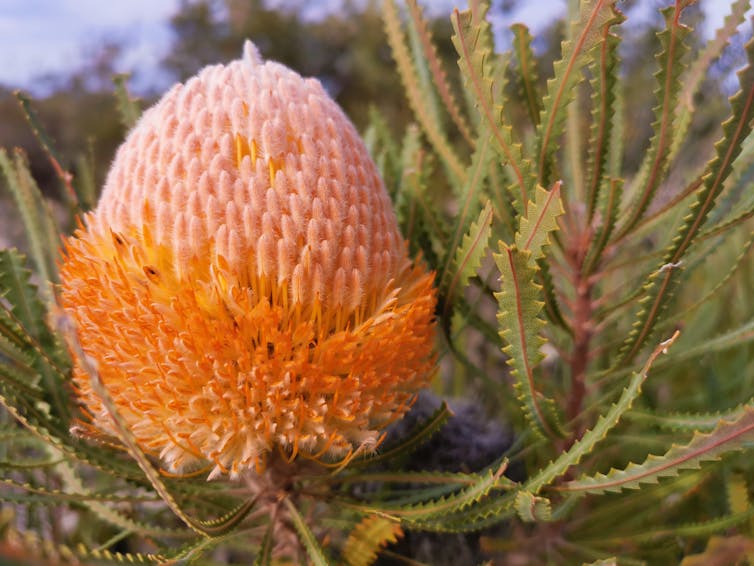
left=59, top=42, right=436, bottom=479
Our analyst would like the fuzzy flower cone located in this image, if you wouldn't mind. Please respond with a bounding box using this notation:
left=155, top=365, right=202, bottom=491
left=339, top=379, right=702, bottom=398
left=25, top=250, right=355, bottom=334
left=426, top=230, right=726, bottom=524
left=59, top=42, right=437, bottom=480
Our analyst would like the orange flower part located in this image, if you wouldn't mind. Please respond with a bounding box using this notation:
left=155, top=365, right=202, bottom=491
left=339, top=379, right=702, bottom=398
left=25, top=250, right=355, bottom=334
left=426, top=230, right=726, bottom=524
left=59, top=41, right=436, bottom=479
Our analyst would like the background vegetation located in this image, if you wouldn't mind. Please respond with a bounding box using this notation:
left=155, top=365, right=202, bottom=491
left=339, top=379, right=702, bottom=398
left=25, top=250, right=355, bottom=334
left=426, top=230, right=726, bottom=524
left=2, top=0, right=754, bottom=564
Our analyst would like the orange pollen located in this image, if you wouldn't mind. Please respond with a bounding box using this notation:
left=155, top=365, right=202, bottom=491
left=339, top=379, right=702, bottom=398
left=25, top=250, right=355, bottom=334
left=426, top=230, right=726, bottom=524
left=59, top=41, right=437, bottom=480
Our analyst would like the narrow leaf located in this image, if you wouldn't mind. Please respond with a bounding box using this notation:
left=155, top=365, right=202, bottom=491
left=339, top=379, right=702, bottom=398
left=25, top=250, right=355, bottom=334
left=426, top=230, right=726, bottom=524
left=356, top=461, right=506, bottom=524
left=0, top=150, right=59, bottom=287
left=618, top=33, right=754, bottom=364
left=494, top=244, right=560, bottom=439
left=451, top=4, right=535, bottom=209
left=536, top=0, right=624, bottom=186
left=511, top=23, right=544, bottom=127
left=384, top=0, right=465, bottom=183
left=563, top=405, right=754, bottom=495
left=441, top=199, right=494, bottom=320
left=283, top=497, right=331, bottom=566
left=406, top=0, right=474, bottom=145
left=0, top=249, right=49, bottom=341
left=525, top=331, right=679, bottom=494
left=14, top=91, right=79, bottom=208
left=584, top=26, right=621, bottom=220
left=617, top=1, right=694, bottom=236
left=441, top=132, right=493, bottom=273
left=515, top=181, right=564, bottom=263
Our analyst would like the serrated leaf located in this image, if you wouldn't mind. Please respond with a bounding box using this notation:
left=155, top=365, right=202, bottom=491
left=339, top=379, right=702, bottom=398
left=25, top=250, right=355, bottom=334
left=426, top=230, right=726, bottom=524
left=339, top=468, right=516, bottom=492
left=628, top=402, right=754, bottom=434
left=441, top=199, right=493, bottom=321
left=536, top=0, right=624, bottom=186
left=670, top=0, right=751, bottom=166
left=284, top=497, right=331, bottom=566
left=0, top=151, right=59, bottom=288
left=494, top=244, right=560, bottom=439
left=14, top=92, right=79, bottom=212
left=511, top=23, right=543, bottom=127
left=406, top=0, right=474, bottom=145
left=354, top=461, right=506, bottom=524
left=524, top=331, right=679, bottom=494
left=514, top=491, right=552, bottom=522
left=515, top=182, right=564, bottom=263
left=384, top=0, right=465, bottom=183
left=253, top=520, right=275, bottom=566
left=438, top=131, right=494, bottom=302
left=584, top=178, right=622, bottom=275
left=538, top=255, right=570, bottom=333
left=4, top=528, right=165, bottom=565
left=342, top=515, right=403, bottom=566
left=584, top=25, right=621, bottom=220
left=0, top=249, right=70, bottom=419
left=0, top=249, right=48, bottom=341
left=617, top=1, right=694, bottom=236
left=451, top=4, right=535, bottom=210
left=564, top=405, right=754, bottom=495
left=618, top=33, right=754, bottom=364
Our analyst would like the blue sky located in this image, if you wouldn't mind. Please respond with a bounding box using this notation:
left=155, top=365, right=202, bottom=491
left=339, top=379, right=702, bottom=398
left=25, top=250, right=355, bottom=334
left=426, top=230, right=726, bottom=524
left=0, top=0, right=748, bottom=95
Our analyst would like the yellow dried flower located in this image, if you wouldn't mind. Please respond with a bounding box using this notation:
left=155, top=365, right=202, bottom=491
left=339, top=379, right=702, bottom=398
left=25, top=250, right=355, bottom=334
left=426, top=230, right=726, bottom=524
left=59, top=42, right=436, bottom=479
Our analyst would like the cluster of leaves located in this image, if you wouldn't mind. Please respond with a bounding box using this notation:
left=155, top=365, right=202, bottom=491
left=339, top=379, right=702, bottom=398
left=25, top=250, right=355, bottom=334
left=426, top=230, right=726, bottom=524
left=1, top=0, right=754, bottom=564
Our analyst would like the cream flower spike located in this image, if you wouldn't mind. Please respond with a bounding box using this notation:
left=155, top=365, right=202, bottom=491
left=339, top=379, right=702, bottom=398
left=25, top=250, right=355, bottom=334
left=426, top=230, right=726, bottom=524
left=60, top=41, right=437, bottom=479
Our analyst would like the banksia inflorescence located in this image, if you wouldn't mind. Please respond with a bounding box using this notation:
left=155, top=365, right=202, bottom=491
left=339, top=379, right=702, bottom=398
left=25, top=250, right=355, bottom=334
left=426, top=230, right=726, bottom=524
left=59, top=41, right=437, bottom=480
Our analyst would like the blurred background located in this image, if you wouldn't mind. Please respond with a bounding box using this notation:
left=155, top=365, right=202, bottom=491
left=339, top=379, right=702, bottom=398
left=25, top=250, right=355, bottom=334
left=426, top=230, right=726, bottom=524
left=0, top=0, right=749, bottom=247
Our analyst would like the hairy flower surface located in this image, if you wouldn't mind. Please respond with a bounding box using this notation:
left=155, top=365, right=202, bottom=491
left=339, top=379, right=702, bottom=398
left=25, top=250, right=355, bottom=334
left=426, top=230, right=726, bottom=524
left=60, top=42, right=436, bottom=479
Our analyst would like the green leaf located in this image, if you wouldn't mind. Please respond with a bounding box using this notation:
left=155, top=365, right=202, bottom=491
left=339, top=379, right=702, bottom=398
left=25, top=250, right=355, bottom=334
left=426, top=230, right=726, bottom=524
left=284, top=497, right=332, bottom=566
left=515, top=182, right=564, bottom=263
left=441, top=199, right=494, bottom=320
left=253, top=520, right=275, bottom=566
left=584, top=25, right=621, bottom=220
left=536, top=0, right=624, bottom=186
left=511, top=23, right=543, bottom=127
left=629, top=399, right=754, bottom=433
left=0, top=151, right=59, bottom=288
left=406, top=0, right=474, bottom=145
left=14, top=91, right=79, bottom=209
left=525, top=331, right=679, bottom=494
left=0, top=249, right=48, bottom=341
left=438, top=131, right=494, bottom=302
left=353, top=461, right=506, bottom=524
left=616, top=1, right=694, bottom=237
left=0, top=250, right=70, bottom=419
left=112, top=73, right=142, bottom=130
left=515, top=491, right=552, bottom=522
left=618, top=33, right=754, bottom=364
left=451, top=4, right=535, bottom=210
left=670, top=0, right=751, bottom=165
left=384, top=0, right=465, bottom=183
left=583, top=178, right=622, bottom=275
left=564, top=405, right=754, bottom=495
left=494, top=244, right=561, bottom=439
